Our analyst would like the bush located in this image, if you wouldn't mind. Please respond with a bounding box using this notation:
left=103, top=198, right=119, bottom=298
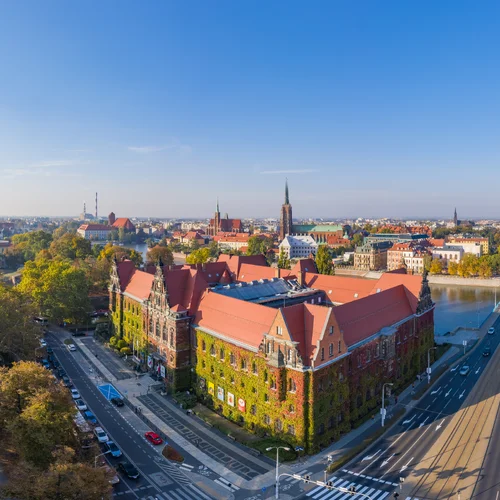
left=116, top=339, right=128, bottom=349
left=109, top=336, right=118, bottom=346
left=174, top=391, right=197, bottom=409
left=120, top=347, right=132, bottom=355
left=162, top=445, right=184, bottom=463
left=249, top=438, right=297, bottom=462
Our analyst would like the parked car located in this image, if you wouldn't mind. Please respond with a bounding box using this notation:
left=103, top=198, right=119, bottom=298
left=144, top=432, right=163, bottom=445
left=94, top=426, right=109, bottom=443
left=75, top=399, right=87, bottom=411
left=46, top=347, right=53, bottom=354
left=40, top=339, right=47, bottom=347
left=42, top=360, right=50, bottom=369
left=57, top=368, right=66, bottom=378
left=83, top=411, right=97, bottom=424
left=488, top=327, right=495, bottom=335
left=117, top=461, right=140, bottom=479
left=67, top=344, right=77, bottom=352
left=483, top=347, right=492, bottom=357
left=459, top=365, right=470, bottom=376
left=110, top=397, right=124, bottom=407
left=101, top=465, right=120, bottom=486
left=105, top=440, right=122, bottom=458
left=62, top=376, right=72, bottom=387
left=70, top=389, right=80, bottom=399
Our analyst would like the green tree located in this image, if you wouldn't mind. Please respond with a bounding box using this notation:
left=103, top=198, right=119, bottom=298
left=190, top=238, right=201, bottom=251
left=429, top=258, right=443, bottom=275
left=277, top=248, right=291, bottom=270
left=186, top=248, right=211, bottom=265
left=351, top=233, right=364, bottom=248
left=315, top=245, right=334, bottom=275
left=0, top=286, right=40, bottom=365
left=146, top=245, right=174, bottom=266
left=461, top=253, right=479, bottom=277
left=208, top=241, right=219, bottom=259
left=17, top=259, right=91, bottom=324
left=49, top=233, right=92, bottom=261
left=246, top=236, right=274, bottom=256
left=478, top=258, right=492, bottom=278
left=10, top=231, right=53, bottom=263
left=423, top=254, right=432, bottom=272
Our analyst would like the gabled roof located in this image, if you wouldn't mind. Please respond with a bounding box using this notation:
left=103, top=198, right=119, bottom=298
left=116, top=260, right=137, bottom=290
left=369, top=273, right=421, bottom=312
left=290, top=258, right=317, bottom=275
left=124, top=270, right=155, bottom=301
left=216, top=254, right=269, bottom=279
left=332, top=285, right=413, bottom=347
left=79, top=224, right=112, bottom=231
left=304, top=273, right=374, bottom=304
left=194, top=291, right=277, bottom=350
left=112, top=218, right=135, bottom=229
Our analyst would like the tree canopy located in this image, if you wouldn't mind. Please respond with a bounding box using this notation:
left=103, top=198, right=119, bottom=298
left=98, top=243, right=143, bottom=266
left=49, top=233, right=92, bottom=261
left=17, top=259, right=91, bottom=324
left=315, top=245, right=335, bottom=275
left=146, top=245, right=174, bottom=266
left=277, top=248, right=291, bottom=270
left=186, top=247, right=211, bottom=265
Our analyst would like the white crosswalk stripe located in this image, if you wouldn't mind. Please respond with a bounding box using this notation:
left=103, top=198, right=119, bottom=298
left=306, top=478, right=391, bottom=500
left=286, top=468, right=311, bottom=482
left=213, top=476, right=239, bottom=492
left=141, top=487, right=207, bottom=500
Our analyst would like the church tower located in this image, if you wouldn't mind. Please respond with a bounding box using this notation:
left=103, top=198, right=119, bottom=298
left=453, top=207, right=458, bottom=227
left=213, top=198, right=221, bottom=235
left=279, top=180, right=293, bottom=240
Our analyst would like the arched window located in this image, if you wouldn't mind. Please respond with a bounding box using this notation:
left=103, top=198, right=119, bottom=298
left=162, top=325, right=167, bottom=342
left=155, top=322, right=160, bottom=338
left=220, top=348, right=225, bottom=360
left=275, top=419, right=283, bottom=432
left=252, top=362, right=258, bottom=374
left=210, top=344, right=215, bottom=356
left=201, top=340, right=206, bottom=352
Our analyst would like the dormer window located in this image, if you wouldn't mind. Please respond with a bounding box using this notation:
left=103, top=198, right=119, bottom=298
left=329, top=326, right=334, bottom=335
left=276, top=326, right=282, bottom=336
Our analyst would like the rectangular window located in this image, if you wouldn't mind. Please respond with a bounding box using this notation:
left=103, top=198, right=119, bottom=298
left=287, top=425, right=295, bottom=436
left=338, top=340, right=341, bottom=353
left=321, top=347, right=324, bottom=361
left=329, top=326, right=334, bottom=335
left=276, top=326, right=282, bottom=336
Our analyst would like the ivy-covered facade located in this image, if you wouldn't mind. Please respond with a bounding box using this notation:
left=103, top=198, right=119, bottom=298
left=109, top=257, right=435, bottom=453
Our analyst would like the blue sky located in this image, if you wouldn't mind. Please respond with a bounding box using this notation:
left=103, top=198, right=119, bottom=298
left=1, top=1, right=499, bottom=219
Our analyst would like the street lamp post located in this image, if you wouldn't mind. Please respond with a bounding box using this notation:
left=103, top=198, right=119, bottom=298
left=427, top=347, right=437, bottom=384
left=267, top=446, right=290, bottom=499
left=94, top=450, right=111, bottom=468
left=381, top=383, right=393, bottom=427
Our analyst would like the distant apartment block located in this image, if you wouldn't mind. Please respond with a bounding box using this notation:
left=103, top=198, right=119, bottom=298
left=446, top=236, right=487, bottom=255
left=354, top=241, right=392, bottom=271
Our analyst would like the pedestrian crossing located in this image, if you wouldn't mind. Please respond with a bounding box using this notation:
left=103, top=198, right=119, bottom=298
left=214, top=476, right=240, bottom=492
left=305, top=476, right=391, bottom=500
left=285, top=468, right=314, bottom=483
left=141, top=484, right=213, bottom=500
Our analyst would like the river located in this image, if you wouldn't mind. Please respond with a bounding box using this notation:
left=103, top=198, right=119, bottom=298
left=430, top=284, right=499, bottom=335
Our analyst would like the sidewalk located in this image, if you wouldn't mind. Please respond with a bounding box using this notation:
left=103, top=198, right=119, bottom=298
left=72, top=308, right=500, bottom=493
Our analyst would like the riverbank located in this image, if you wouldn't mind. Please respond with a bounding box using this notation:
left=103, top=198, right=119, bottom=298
left=335, top=268, right=500, bottom=288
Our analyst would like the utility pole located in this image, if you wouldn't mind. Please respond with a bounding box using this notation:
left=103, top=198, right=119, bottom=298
left=427, top=346, right=437, bottom=384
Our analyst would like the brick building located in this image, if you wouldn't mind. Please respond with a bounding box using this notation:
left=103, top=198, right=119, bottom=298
left=207, top=199, right=243, bottom=236
left=109, top=257, right=434, bottom=452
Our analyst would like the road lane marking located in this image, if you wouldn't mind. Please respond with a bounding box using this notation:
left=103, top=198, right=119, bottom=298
left=361, top=449, right=381, bottom=461
left=400, top=457, right=413, bottom=472
left=381, top=453, right=395, bottom=467
left=419, top=416, right=430, bottom=428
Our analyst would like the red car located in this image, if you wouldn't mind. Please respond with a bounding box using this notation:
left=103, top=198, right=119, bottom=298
left=144, top=432, right=163, bottom=445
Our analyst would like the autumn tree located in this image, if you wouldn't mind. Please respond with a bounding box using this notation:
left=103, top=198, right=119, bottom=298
left=17, top=259, right=91, bottom=324
left=429, top=258, right=443, bottom=275
left=315, top=245, right=335, bottom=275
left=208, top=241, right=219, bottom=259
left=246, top=236, right=274, bottom=256
left=98, top=243, right=143, bottom=266
left=0, top=285, right=40, bottom=365
left=447, top=261, right=458, bottom=275
left=277, top=248, right=291, bottom=270
left=0, top=362, right=77, bottom=468
left=186, top=247, right=211, bottom=265
left=6, top=230, right=53, bottom=265
left=146, top=245, right=174, bottom=266
left=1, top=447, right=113, bottom=500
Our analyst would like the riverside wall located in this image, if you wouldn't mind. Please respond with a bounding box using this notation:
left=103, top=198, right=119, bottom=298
left=335, top=268, right=500, bottom=288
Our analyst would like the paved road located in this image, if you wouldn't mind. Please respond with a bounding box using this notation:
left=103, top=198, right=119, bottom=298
left=295, top=315, right=500, bottom=500
left=46, top=332, right=214, bottom=500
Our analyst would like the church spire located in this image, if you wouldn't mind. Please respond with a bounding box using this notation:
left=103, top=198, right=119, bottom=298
left=285, top=179, right=289, bottom=205
left=216, top=197, right=220, bottom=213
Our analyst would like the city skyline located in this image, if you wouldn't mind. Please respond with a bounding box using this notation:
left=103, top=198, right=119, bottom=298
left=1, top=1, right=500, bottom=218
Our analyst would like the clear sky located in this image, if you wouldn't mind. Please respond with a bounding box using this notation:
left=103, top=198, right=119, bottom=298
left=1, top=1, right=499, bottom=219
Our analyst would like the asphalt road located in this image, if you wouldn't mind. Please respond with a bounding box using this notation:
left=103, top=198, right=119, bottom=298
left=296, top=316, right=500, bottom=500
left=46, top=331, right=214, bottom=500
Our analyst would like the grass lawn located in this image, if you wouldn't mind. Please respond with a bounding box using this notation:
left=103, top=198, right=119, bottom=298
left=248, top=438, right=297, bottom=462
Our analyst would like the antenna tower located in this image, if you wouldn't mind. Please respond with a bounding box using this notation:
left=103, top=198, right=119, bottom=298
left=95, top=192, right=98, bottom=219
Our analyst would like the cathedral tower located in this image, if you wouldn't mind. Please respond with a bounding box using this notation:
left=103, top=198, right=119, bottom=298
left=279, top=180, right=293, bottom=240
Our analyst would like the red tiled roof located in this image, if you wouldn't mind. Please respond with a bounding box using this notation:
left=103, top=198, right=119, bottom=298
left=332, top=285, right=413, bottom=347
left=238, top=263, right=277, bottom=282
left=123, top=269, right=154, bottom=301
left=369, top=272, right=422, bottom=312
left=428, top=238, right=445, bottom=247
left=216, top=254, right=269, bottom=279
left=290, top=258, right=317, bottom=276
left=79, top=224, right=112, bottom=231
left=304, top=273, right=374, bottom=304
left=195, top=291, right=277, bottom=349
left=112, top=218, right=135, bottom=230
left=116, top=260, right=137, bottom=289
